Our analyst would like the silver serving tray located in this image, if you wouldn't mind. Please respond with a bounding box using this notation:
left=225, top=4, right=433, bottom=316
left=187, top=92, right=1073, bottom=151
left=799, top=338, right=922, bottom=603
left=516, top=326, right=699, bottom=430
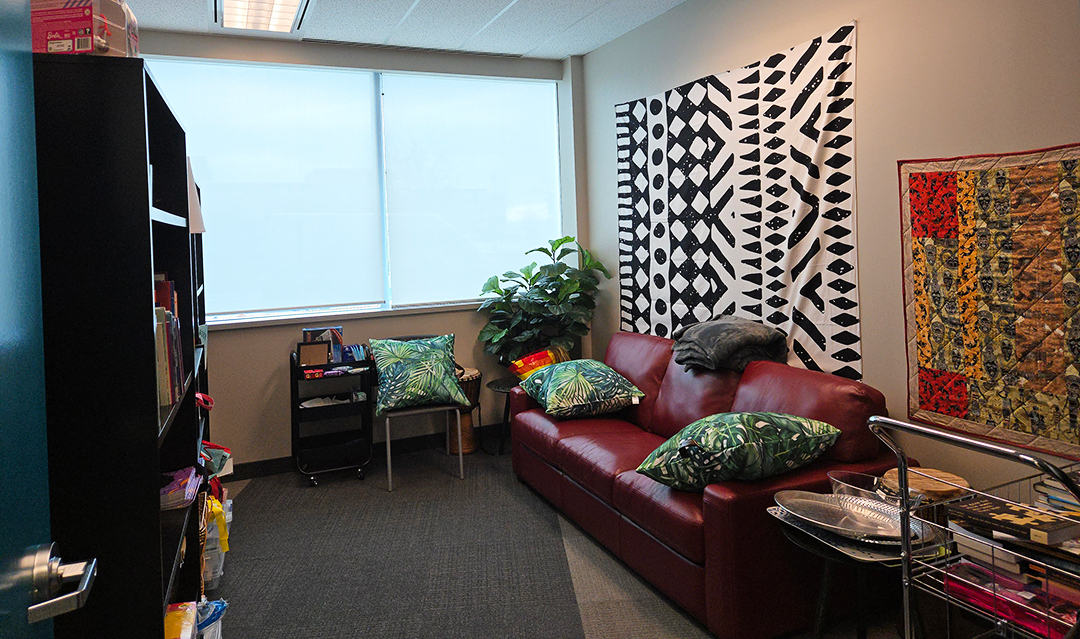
left=768, top=506, right=905, bottom=565
left=774, top=490, right=926, bottom=542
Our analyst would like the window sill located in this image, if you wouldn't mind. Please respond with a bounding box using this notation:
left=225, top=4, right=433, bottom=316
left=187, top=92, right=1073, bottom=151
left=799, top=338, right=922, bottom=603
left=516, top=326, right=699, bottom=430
left=207, top=300, right=482, bottom=331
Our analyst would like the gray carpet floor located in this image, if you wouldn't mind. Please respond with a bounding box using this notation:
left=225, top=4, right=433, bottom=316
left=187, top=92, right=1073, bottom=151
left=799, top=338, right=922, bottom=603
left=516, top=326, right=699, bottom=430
left=216, top=450, right=901, bottom=638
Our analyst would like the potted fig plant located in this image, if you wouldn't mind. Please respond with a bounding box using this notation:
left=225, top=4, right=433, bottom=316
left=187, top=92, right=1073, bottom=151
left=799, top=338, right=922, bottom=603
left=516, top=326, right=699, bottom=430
left=478, top=236, right=611, bottom=364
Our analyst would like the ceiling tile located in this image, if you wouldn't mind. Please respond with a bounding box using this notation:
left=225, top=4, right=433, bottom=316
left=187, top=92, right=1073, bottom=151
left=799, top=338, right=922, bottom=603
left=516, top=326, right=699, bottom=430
left=127, top=0, right=211, bottom=33
left=385, top=0, right=512, bottom=51
left=526, top=0, right=688, bottom=58
left=463, top=0, right=608, bottom=56
left=302, top=0, right=416, bottom=44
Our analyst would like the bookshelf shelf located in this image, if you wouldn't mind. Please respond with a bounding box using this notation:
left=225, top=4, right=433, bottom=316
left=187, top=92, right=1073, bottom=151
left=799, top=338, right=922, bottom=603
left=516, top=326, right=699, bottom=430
left=159, top=505, right=191, bottom=612
left=151, top=206, right=187, bottom=227
left=32, top=54, right=209, bottom=638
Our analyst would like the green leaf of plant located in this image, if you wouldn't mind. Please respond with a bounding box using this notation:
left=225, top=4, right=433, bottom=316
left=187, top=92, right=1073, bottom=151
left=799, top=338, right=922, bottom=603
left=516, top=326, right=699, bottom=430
left=549, top=236, right=575, bottom=253
left=480, top=275, right=503, bottom=296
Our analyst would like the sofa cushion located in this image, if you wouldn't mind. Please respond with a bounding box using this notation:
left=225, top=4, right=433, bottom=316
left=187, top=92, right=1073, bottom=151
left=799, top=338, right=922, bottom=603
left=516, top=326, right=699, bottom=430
left=637, top=412, right=841, bottom=490
left=729, top=361, right=887, bottom=463
left=557, top=430, right=666, bottom=503
left=521, top=359, right=645, bottom=418
left=649, top=357, right=741, bottom=439
left=603, top=332, right=674, bottom=431
left=614, top=470, right=705, bottom=564
left=512, top=409, right=643, bottom=463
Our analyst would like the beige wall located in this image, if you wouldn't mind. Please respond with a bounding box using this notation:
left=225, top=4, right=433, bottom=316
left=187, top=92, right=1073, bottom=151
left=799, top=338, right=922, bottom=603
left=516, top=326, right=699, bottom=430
left=581, top=0, right=1080, bottom=487
left=207, top=308, right=507, bottom=464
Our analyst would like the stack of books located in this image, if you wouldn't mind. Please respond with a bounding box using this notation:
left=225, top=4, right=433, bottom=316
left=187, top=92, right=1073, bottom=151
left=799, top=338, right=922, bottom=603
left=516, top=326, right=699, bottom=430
left=1033, top=471, right=1080, bottom=513
left=160, top=467, right=201, bottom=510
left=946, top=495, right=1080, bottom=637
left=154, top=275, right=185, bottom=408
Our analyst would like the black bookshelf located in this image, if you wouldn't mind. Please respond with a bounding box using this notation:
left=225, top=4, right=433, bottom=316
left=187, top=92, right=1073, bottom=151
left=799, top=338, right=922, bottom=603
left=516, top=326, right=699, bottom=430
left=32, top=54, right=208, bottom=637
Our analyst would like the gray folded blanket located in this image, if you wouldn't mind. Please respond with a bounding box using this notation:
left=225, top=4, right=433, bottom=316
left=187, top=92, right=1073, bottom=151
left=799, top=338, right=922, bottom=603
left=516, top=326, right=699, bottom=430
left=671, top=315, right=788, bottom=372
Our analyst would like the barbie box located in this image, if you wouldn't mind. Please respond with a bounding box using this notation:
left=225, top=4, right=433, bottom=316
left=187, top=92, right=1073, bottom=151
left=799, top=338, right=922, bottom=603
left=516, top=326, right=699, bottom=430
left=31, top=0, right=128, bottom=55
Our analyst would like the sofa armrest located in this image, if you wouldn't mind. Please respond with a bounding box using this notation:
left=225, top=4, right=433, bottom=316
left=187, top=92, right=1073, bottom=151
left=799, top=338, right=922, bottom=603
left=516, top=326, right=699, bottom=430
left=701, top=454, right=899, bottom=639
left=509, top=385, right=541, bottom=419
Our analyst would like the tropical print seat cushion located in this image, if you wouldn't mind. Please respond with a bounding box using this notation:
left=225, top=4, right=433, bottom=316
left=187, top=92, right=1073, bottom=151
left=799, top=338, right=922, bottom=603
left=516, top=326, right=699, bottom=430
left=636, top=412, right=841, bottom=491
left=520, top=359, right=644, bottom=419
left=370, top=334, right=470, bottom=416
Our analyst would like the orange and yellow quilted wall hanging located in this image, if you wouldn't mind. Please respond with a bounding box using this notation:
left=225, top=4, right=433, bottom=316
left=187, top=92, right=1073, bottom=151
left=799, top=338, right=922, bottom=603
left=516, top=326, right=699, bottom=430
left=900, top=142, right=1080, bottom=459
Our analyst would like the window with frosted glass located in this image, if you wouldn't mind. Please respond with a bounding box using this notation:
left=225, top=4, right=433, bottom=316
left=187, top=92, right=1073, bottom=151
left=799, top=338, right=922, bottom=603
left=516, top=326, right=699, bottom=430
left=147, top=59, right=383, bottom=315
left=380, top=74, right=562, bottom=306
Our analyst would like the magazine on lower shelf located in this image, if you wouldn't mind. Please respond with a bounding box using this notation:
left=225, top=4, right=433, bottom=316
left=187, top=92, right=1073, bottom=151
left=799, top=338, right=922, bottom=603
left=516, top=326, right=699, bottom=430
left=945, top=559, right=1079, bottom=639
left=161, top=466, right=201, bottom=510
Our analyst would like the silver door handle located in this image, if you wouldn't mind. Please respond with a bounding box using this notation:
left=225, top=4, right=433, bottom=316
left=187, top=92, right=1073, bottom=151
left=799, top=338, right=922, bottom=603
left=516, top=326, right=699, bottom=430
left=27, top=547, right=96, bottom=623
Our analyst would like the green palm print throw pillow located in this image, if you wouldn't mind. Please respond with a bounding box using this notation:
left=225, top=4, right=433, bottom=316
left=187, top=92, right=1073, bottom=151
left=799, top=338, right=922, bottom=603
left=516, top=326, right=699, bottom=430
left=520, top=359, right=644, bottom=418
left=370, top=335, right=470, bottom=417
left=637, top=412, right=841, bottom=491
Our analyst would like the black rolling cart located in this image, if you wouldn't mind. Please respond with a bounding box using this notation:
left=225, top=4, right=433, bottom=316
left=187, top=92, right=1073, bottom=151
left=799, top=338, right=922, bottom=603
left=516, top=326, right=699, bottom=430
left=290, top=350, right=375, bottom=486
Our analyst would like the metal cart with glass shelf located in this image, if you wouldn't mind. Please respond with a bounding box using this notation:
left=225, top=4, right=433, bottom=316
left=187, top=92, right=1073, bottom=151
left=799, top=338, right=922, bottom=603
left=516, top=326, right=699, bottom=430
left=869, top=416, right=1080, bottom=639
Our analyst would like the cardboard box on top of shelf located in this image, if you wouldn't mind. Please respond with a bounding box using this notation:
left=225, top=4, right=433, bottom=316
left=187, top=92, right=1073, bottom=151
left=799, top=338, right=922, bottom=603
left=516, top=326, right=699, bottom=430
left=30, top=0, right=138, bottom=57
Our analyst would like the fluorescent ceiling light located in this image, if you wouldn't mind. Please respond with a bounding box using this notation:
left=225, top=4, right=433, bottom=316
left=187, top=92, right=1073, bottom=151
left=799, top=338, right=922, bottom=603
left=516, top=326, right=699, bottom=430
left=222, top=0, right=301, bottom=33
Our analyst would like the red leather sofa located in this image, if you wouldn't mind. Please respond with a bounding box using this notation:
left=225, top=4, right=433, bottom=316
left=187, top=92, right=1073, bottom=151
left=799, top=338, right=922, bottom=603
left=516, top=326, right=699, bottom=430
left=509, top=331, right=897, bottom=639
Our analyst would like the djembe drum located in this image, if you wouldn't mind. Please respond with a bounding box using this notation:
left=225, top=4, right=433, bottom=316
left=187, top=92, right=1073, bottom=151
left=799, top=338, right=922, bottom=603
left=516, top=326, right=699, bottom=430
left=452, top=367, right=482, bottom=454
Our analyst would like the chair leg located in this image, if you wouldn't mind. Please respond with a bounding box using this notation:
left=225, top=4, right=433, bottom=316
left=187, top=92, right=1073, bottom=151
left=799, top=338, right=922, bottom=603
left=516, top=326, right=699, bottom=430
left=385, top=416, right=393, bottom=492
left=445, top=410, right=450, bottom=455
left=456, top=409, right=463, bottom=480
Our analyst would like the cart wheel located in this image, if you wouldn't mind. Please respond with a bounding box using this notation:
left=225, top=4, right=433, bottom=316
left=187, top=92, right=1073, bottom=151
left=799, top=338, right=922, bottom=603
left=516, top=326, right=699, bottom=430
left=357, top=468, right=365, bottom=480
left=309, top=475, right=318, bottom=487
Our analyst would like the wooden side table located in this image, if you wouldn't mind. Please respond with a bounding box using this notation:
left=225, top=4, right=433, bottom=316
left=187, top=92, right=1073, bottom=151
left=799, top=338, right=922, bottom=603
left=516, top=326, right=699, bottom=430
left=484, top=375, right=520, bottom=455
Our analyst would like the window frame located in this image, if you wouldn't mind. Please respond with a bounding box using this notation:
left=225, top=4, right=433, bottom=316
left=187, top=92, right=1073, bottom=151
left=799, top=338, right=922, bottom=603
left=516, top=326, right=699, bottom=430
left=144, top=55, right=567, bottom=327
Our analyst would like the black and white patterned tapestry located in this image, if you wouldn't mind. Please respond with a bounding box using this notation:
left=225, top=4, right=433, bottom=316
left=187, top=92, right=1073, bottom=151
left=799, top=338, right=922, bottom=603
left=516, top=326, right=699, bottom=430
left=616, top=23, right=861, bottom=379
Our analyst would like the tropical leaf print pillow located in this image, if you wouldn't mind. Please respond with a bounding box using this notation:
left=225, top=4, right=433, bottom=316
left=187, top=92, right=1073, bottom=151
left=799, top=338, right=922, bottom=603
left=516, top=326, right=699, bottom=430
left=520, top=359, right=644, bottom=418
left=370, top=335, right=470, bottom=416
left=637, top=412, right=840, bottom=491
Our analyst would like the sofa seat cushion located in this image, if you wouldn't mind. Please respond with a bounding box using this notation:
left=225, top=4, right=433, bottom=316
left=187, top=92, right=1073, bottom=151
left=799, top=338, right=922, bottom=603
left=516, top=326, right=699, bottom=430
left=512, top=410, right=643, bottom=463
left=614, top=470, right=705, bottom=564
left=557, top=430, right=666, bottom=503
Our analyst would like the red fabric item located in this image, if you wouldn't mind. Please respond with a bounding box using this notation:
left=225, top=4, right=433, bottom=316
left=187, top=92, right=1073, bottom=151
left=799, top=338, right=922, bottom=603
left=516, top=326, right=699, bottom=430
left=918, top=367, right=969, bottom=417
left=730, top=360, right=888, bottom=463
left=909, top=171, right=958, bottom=239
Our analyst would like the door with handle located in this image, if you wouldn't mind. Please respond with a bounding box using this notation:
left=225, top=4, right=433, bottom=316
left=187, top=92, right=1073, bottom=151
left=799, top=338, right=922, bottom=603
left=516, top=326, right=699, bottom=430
left=0, top=1, right=94, bottom=636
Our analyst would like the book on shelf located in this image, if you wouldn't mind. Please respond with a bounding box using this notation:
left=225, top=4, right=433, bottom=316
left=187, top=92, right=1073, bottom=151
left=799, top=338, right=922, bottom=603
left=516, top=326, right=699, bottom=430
left=945, top=559, right=1079, bottom=639
left=155, top=306, right=171, bottom=407
left=154, top=275, right=177, bottom=314
left=950, top=520, right=1031, bottom=578
left=154, top=305, right=186, bottom=408
left=160, top=467, right=201, bottom=510
left=947, top=495, right=1080, bottom=546
left=1027, top=562, right=1080, bottom=605
left=1043, top=470, right=1080, bottom=494
left=1035, top=481, right=1080, bottom=509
